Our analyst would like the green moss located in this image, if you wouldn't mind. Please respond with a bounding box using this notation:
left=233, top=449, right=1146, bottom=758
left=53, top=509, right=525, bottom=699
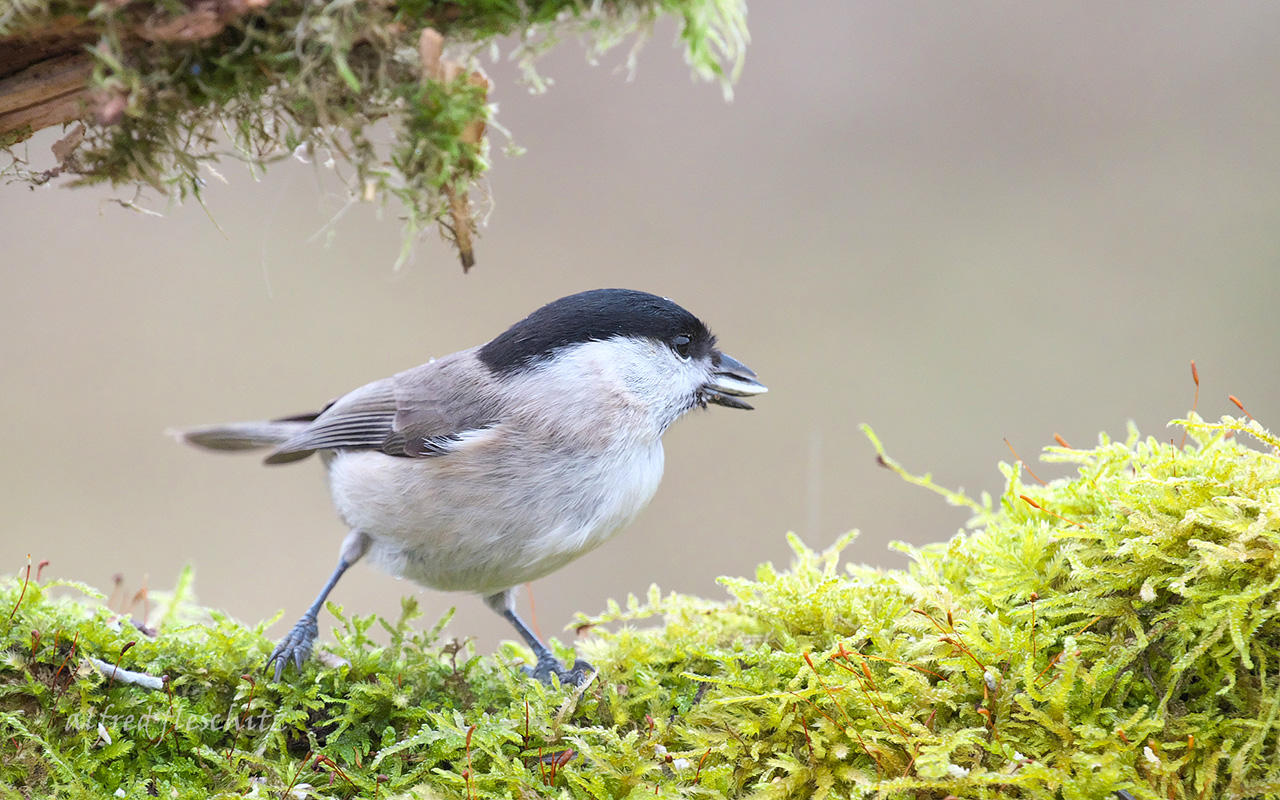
left=3, top=413, right=1279, bottom=798
left=0, top=0, right=748, bottom=265
left=0, top=125, right=34, bottom=149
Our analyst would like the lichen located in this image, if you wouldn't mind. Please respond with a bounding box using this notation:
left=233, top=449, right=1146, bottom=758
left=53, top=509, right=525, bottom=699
left=0, top=0, right=748, bottom=266
left=2, top=413, right=1278, bottom=798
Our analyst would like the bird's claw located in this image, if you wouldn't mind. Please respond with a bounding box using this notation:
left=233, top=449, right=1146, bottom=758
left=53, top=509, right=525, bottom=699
left=268, top=615, right=319, bottom=682
left=524, top=654, right=594, bottom=688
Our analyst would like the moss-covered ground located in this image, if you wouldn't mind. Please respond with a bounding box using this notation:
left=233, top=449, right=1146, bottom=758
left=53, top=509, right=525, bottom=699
left=2, top=413, right=1279, bottom=798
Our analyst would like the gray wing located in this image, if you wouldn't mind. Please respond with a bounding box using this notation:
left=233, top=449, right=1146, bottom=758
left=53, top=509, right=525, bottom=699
left=264, top=350, right=500, bottom=464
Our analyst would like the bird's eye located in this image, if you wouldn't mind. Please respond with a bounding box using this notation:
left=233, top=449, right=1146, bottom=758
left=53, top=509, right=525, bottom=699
left=672, top=334, right=692, bottom=360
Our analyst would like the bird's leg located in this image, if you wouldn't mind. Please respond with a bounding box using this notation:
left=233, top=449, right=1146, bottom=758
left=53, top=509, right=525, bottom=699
left=485, top=589, right=593, bottom=687
left=268, top=530, right=370, bottom=681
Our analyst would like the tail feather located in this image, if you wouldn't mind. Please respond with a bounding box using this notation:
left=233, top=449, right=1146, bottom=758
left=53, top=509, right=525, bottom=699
left=168, top=420, right=313, bottom=459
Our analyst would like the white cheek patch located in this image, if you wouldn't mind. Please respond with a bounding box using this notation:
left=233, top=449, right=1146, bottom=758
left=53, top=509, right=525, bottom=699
left=519, top=337, right=712, bottom=436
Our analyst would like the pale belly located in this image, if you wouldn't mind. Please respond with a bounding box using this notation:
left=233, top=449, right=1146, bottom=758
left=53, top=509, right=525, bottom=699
left=323, top=435, right=665, bottom=596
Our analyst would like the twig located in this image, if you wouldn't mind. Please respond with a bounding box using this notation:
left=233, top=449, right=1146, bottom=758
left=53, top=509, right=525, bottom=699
left=88, top=656, right=166, bottom=691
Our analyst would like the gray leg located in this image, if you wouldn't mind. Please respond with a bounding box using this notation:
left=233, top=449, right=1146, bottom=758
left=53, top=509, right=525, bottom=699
left=268, top=531, right=370, bottom=682
left=484, top=589, right=593, bottom=687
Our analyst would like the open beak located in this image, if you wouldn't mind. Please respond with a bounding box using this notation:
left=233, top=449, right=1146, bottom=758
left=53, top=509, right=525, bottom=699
left=704, top=352, right=768, bottom=410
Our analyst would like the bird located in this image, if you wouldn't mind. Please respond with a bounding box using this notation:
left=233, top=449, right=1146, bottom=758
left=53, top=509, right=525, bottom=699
left=172, top=288, right=766, bottom=686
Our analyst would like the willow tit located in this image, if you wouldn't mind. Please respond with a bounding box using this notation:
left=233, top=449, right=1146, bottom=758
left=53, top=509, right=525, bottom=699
left=173, top=288, right=766, bottom=685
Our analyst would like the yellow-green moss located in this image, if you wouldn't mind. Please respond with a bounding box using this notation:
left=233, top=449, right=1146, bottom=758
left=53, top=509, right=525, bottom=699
left=2, top=414, right=1278, bottom=798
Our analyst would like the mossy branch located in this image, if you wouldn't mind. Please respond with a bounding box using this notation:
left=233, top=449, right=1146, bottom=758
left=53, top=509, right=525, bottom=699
left=3, top=414, right=1279, bottom=798
left=0, top=0, right=748, bottom=268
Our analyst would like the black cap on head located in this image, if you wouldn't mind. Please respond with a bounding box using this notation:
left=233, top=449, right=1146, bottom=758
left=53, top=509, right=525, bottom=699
left=479, top=288, right=716, bottom=375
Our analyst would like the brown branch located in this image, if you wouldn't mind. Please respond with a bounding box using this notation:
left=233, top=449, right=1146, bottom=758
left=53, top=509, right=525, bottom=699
left=0, top=1, right=469, bottom=144
left=0, top=53, right=93, bottom=140
left=0, top=2, right=278, bottom=142
left=0, top=15, right=98, bottom=141
left=0, top=16, right=95, bottom=76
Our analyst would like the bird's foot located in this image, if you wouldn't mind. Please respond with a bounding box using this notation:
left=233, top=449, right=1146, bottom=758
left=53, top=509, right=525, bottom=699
left=524, top=653, right=594, bottom=688
left=267, top=615, right=318, bottom=681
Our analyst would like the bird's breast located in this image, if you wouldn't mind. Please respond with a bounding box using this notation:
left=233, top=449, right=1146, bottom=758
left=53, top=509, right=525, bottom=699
left=323, top=428, right=665, bottom=594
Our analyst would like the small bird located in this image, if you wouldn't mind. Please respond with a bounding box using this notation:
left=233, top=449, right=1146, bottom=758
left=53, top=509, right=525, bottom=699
left=173, top=288, right=766, bottom=685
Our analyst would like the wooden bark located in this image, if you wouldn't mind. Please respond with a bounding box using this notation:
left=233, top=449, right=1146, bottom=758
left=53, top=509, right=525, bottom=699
left=0, top=19, right=96, bottom=140
left=0, top=3, right=278, bottom=142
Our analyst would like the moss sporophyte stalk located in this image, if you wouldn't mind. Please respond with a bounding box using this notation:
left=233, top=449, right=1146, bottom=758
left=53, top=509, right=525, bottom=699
left=0, top=1, right=748, bottom=267
left=3, top=413, right=1279, bottom=798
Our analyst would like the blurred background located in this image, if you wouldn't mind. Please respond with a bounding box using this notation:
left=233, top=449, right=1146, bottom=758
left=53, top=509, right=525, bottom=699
left=3, top=1, right=1280, bottom=653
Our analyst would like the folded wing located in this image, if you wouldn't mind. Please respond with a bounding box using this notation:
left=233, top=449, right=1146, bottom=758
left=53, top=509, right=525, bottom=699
left=265, top=350, right=500, bottom=464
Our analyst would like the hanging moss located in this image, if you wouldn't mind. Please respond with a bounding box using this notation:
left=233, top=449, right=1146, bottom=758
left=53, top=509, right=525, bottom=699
left=0, top=0, right=748, bottom=266
left=2, top=413, right=1278, bottom=798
